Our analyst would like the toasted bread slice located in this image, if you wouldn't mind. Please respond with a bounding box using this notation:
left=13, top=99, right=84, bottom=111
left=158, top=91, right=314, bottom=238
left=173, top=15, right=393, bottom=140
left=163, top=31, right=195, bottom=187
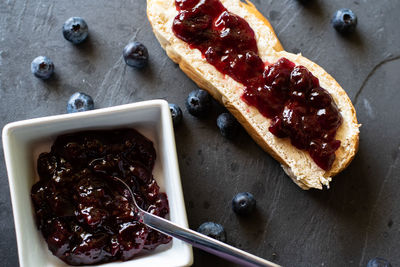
left=147, top=0, right=360, bottom=189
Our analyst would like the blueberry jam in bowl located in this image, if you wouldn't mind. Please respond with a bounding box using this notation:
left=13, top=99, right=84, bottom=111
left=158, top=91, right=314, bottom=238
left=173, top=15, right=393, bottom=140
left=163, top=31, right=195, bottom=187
left=32, top=129, right=172, bottom=265
left=2, top=100, right=193, bottom=267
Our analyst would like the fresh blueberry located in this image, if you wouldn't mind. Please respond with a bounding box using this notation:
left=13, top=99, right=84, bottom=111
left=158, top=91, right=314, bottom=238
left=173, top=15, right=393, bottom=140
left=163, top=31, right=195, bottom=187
left=217, top=113, right=239, bottom=138
left=331, top=9, right=357, bottom=33
left=232, top=192, right=256, bottom=216
left=169, top=103, right=183, bottom=127
left=67, top=92, right=94, bottom=113
left=31, top=56, right=54, bottom=79
left=197, top=222, right=226, bottom=242
left=123, top=42, right=149, bottom=68
left=63, top=17, right=89, bottom=44
left=367, top=258, right=392, bottom=267
left=186, top=89, right=212, bottom=117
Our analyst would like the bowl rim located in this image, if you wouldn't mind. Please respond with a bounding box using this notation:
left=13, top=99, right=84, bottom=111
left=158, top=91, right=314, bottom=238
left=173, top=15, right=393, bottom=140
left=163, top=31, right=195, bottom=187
left=3, top=99, right=168, bottom=131
left=2, top=99, right=193, bottom=267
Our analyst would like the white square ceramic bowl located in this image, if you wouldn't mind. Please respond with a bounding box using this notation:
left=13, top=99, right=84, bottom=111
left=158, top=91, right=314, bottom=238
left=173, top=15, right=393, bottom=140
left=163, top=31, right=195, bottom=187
left=2, top=100, right=193, bottom=267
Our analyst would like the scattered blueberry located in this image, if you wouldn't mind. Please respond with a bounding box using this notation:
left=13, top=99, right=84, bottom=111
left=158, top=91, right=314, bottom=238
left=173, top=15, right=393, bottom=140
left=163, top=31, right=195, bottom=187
left=63, top=17, right=89, bottom=44
left=67, top=92, right=94, bottom=113
left=367, top=258, right=392, bottom=267
left=31, top=56, right=54, bottom=79
left=169, top=103, right=183, bottom=127
left=186, top=89, right=212, bottom=117
left=331, top=9, right=357, bottom=33
left=217, top=113, right=239, bottom=138
left=123, top=42, right=149, bottom=68
left=197, top=222, right=226, bottom=242
left=232, top=192, right=256, bottom=216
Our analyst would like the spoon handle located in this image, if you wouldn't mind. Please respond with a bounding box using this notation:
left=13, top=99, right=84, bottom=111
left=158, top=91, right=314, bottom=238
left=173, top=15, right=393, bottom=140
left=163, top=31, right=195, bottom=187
left=141, top=211, right=281, bottom=267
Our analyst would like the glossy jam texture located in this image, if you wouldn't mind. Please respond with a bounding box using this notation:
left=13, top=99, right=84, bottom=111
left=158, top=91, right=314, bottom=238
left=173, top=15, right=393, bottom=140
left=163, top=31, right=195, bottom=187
left=31, top=129, right=171, bottom=266
left=172, top=0, right=342, bottom=170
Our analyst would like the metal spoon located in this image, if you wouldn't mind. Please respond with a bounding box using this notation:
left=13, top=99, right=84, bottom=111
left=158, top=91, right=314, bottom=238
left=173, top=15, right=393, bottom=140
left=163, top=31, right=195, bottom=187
left=113, top=177, right=281, bottom=267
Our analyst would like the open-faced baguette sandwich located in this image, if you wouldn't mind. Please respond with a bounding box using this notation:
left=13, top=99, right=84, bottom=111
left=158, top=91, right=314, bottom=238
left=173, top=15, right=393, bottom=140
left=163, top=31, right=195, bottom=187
left=147, top=0, right=360, bottom=190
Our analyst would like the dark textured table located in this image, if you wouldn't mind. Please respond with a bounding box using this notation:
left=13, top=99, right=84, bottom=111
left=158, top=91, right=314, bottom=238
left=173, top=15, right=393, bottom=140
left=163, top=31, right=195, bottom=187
left=1, top=0, right=400, bottom=266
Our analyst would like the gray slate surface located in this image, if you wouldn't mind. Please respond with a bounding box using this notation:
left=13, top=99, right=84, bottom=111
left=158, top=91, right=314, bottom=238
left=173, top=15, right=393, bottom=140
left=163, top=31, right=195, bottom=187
left=1, top=0, right=400, bottom=266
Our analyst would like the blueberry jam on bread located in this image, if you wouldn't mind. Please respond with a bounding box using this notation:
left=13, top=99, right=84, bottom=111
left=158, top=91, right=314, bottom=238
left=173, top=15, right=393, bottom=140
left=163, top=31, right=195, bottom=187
left=147, top=0, right=360, bottom=189
left=173, top=0, right=342, bottom=170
